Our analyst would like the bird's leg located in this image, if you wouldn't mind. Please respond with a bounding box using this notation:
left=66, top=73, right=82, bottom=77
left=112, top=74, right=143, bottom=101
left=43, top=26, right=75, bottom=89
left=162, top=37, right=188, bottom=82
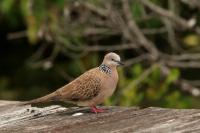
left=90, top=106, right=104, bottom=113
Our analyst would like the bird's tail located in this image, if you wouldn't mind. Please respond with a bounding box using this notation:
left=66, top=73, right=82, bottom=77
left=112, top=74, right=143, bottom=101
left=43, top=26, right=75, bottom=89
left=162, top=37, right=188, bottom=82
left=19, top=91, right=60, bottom=106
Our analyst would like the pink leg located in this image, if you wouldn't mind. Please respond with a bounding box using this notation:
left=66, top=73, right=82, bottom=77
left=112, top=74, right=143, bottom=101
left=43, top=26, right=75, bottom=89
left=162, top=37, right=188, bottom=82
left=90, top=106, right=105, bottom=113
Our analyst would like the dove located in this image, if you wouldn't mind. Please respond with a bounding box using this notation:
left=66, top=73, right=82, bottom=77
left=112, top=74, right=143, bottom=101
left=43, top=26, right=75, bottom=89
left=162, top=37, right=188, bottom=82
left=23, top=52, right=123, bottom=113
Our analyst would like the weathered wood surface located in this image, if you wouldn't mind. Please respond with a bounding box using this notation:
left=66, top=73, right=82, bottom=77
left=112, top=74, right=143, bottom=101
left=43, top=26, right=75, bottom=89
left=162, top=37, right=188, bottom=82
left=0, top=100, right=200, bottom=133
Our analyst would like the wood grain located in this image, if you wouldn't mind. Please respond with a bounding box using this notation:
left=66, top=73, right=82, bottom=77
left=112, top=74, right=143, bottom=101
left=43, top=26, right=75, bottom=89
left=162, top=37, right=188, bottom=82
left=0, top=100, right=200, bottom=133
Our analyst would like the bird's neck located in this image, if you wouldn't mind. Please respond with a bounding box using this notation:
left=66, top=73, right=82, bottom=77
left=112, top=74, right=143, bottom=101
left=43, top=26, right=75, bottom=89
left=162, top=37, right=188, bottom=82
left=99, top=64, right=112, bottom=75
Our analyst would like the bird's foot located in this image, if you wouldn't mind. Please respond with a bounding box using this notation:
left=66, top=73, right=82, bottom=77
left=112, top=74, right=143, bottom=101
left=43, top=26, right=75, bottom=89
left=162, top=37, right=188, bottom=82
left=91, top=106, right=104, bottom=114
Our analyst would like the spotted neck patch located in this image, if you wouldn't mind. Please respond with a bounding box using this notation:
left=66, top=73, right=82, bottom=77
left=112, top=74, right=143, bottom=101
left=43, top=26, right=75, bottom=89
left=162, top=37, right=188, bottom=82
left=99, top=64, right=111, bottom=75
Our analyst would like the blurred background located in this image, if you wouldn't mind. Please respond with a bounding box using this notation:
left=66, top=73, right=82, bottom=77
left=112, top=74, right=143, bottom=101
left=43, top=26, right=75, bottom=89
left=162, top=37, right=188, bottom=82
left=1, top=0, right=200, bottom=108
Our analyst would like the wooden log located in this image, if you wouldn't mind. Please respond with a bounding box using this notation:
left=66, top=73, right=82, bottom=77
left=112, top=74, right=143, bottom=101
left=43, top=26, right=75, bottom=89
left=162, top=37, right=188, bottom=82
left=0, top=100, right=200, bottom=133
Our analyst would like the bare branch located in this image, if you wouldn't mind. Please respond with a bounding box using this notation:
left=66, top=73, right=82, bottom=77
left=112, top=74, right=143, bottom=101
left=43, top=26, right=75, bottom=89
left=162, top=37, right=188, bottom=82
left=84, top=43, right=138, bottom=52
left=123, top=64, right=157, bottom=91
left=124, top=54, right=150, bottom=67
left=55, top=66, right=74, bottom=81
left=80, top=1, right=109, bottom=17
left=7, top=31, right=27, bottom=40
left=162, top=18, right=183, bottom=52
left=141, top=27, right=166, bottom=35
left=166, top=60, right=200, bottom=68
left=183, top=80, right=200, bottom=87
left=180, top=0, right=200, bottom=9
left=122, top=0, right=159, bottom=60
left=163, top=53, right=200, bottom=61
left=141, top=0, right=196, bottom=29
left=83, top=28, right=120, bottom=36
left=160, top=65, right=200, bottom=97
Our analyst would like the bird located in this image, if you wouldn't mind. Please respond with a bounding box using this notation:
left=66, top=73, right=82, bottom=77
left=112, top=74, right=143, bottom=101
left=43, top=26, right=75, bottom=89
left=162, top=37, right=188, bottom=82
left=23, top=52, right=123, bottom=113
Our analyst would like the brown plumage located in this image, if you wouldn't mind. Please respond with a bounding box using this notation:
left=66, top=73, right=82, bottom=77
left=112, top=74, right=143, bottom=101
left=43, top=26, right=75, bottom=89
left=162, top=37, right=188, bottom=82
left=24, top=52, right=123, bottom=113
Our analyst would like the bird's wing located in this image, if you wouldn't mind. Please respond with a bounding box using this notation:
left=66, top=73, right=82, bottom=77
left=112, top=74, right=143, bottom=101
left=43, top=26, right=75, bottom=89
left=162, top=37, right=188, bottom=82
left=58, top=68, right=102, bottom=102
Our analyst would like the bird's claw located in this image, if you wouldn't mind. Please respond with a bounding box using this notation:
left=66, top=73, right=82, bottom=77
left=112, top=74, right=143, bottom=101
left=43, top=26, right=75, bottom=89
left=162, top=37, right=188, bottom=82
left=91, top=106, right=104, bottom=113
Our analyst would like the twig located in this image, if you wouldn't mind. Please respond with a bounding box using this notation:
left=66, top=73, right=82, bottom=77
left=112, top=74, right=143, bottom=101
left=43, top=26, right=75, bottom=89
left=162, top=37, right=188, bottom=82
left=80, top=1, right=109, bottom=17
left=83, top=28, right=120, bottom=36
left=141, top=0, right=196, bottom=29
left=46, top=43, right=61, bottom=62
left=124, top=54, right=150, bottom=67
left=83, top=43, right=138, bottom=52
left=7, top=31, right=27, bottom=40
left=162, top=53, right=200, bottom=61
left=160, top=65, right=200, bottom=97
left=57, top=33, right=139, bottom=52
left=122, top=0, right=159, bottom=60
left=166, top=60, right=200, bottom=68
left=123, top=64, right=157, bottom=91
left=55, top=67, right=74, bottom=81
left=162, top=18, right=183, bottom=52
left=183, top=80, right=200, bottom=87
left=109, top=7, right=138, bottom=46
left=29, top=43, right=48, bottom=61
left=180, top=0, right=200, bottom=9
left=141, top=27, right=166, bottom=35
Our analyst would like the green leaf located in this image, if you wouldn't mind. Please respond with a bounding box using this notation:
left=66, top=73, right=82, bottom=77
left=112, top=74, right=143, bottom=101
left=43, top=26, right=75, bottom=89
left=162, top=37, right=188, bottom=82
left=51, top=0, right=65, bottom=8
left=166, top=68, right=180, bottom=84
left=131, top=64, right=143, bottom=78
left=131, top=1, right=144, bottom=18
left=146, top=18, right=163, bottom=28
left=1, top=0, right=15, bottom=13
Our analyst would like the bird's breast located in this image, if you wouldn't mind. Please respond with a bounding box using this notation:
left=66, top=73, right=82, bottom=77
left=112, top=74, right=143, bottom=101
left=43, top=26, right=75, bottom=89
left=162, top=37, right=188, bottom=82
left=100, top=69, right=118, bottom=98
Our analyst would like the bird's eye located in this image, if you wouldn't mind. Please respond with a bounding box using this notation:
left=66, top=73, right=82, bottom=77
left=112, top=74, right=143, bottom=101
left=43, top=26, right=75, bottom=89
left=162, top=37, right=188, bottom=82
left=111, top=58, right=114, bottom=61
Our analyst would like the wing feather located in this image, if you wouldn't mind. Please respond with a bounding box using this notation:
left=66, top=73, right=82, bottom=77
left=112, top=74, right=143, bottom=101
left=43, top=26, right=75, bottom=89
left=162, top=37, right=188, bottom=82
left=58, top=69, right=102, bottom=102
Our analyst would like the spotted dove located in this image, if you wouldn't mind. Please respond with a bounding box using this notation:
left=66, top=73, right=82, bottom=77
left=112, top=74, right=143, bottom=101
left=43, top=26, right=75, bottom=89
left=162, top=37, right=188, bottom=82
left=24, top=52, right=123, bottom=113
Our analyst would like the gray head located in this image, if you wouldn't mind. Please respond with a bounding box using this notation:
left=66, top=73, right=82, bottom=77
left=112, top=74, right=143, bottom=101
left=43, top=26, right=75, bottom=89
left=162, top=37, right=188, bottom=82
left=102, top=52, right=124, bottom=67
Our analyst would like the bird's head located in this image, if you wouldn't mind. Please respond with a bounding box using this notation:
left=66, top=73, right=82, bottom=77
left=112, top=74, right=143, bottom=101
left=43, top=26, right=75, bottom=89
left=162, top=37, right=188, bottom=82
left=102, top=52, right=124, bottom=67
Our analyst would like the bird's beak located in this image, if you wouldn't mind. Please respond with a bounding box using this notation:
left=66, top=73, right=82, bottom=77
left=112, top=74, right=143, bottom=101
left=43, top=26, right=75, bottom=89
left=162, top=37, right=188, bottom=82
left=115, top=60, right=124, bottom=66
